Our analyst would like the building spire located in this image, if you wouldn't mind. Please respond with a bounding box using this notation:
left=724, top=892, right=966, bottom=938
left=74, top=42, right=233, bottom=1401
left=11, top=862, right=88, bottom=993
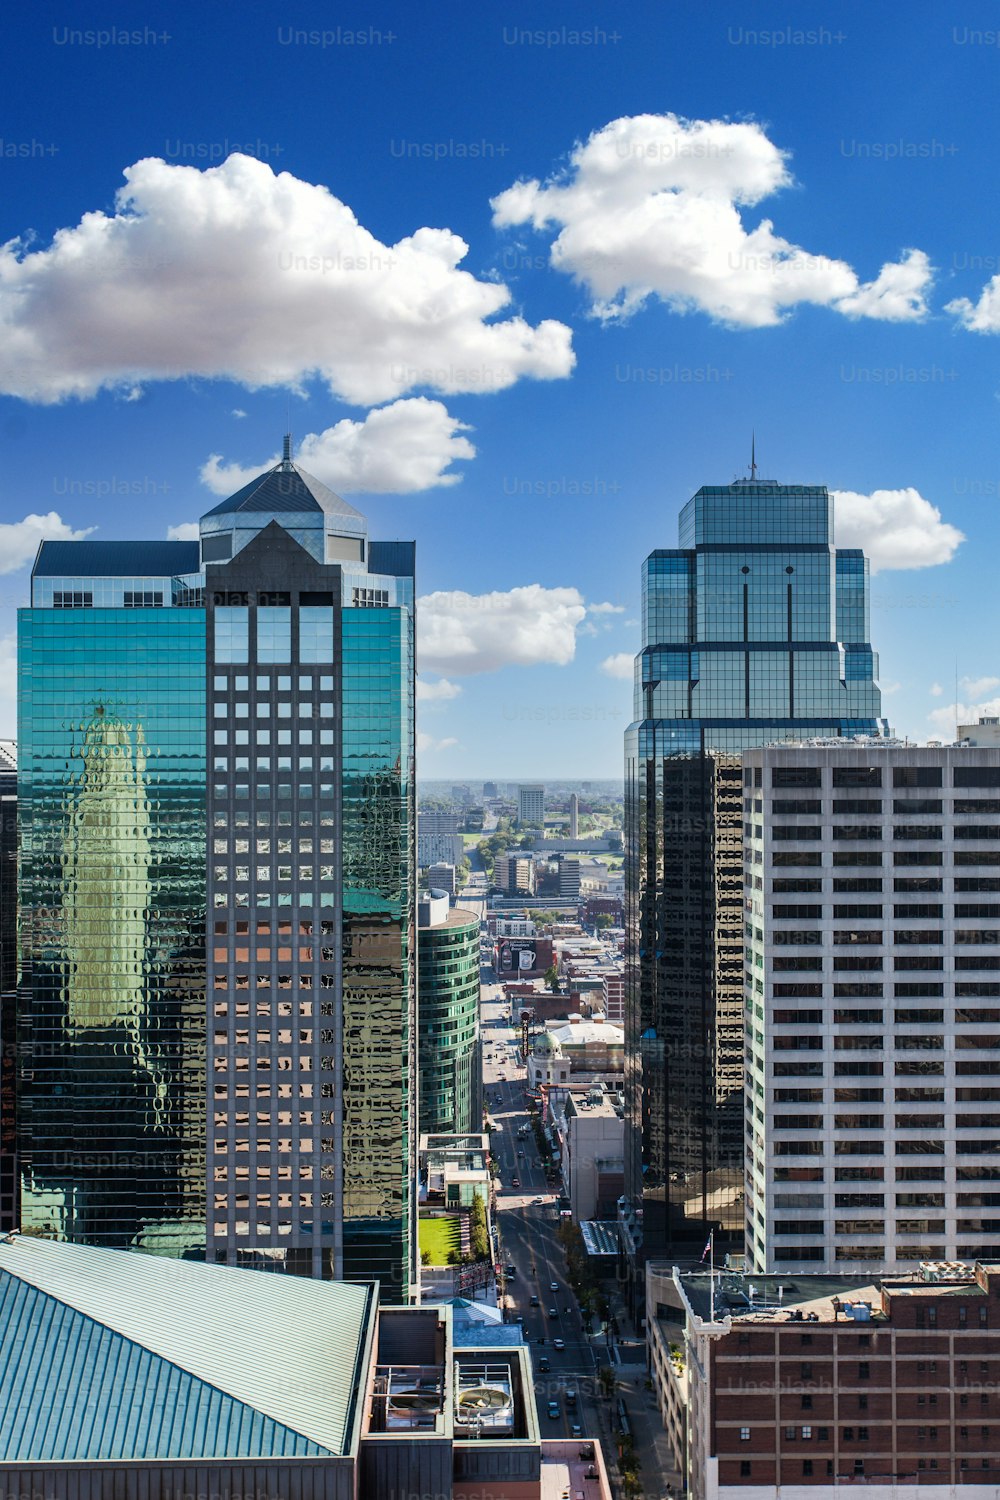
left=750, top=431, right=758, bottom=481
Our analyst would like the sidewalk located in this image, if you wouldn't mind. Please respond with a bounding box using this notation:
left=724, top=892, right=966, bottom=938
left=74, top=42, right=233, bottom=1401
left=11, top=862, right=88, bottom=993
left=599, top=1286, right=684, bottom=1499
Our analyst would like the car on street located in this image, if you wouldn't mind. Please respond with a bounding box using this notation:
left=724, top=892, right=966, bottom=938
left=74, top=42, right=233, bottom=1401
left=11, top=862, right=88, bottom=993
left=529, top=1295, right=539, bottom=1306
left=511, top=1177, right=520, bottom=1188
left=565, top=1388, right=577, bottom=1406
left=550, top=1282, right=559, bottom=1292
left=552, top=1338, right=565, bottom=1350
left=533, top=1196, right=544, bottom=1205
left=537, top=1355, right=550, bottom=1372
left=547, top=1401, right=560, bottom=1420
left=571, top=1423, right=582, bottom=1438
left=548, top=1307, right=558, bottom=1319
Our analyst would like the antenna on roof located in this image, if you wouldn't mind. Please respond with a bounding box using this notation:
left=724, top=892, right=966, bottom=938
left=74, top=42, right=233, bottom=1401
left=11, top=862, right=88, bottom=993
left=750, top=431, right=758, bottom=481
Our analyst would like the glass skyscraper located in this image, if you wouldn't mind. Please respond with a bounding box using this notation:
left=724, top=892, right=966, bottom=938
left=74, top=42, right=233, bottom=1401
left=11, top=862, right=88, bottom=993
left=18, top=447, right=417, bottom=1298
left=623, top=475, right=887, bottom=1276
left=417, top=896, right=482, bottom=1136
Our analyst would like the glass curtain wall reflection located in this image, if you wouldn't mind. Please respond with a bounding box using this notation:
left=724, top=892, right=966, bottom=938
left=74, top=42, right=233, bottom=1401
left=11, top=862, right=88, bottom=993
left=624, top=477, right=887, bottom=1273
left=17, top=606, right=206, bottom=1254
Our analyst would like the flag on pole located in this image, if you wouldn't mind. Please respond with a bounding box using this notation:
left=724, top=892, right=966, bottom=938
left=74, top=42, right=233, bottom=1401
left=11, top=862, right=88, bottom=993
left=700, top=1232, right=713, bottom=1263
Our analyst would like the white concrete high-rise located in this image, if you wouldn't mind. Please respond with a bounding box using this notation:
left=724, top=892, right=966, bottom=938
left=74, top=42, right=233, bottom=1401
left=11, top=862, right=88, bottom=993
left=744, top=740, right=1000, bottom=1275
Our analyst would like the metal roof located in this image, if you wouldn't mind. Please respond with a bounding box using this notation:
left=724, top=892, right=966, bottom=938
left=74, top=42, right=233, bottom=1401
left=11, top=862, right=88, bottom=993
left=32, top=540, right=200, bottom=578
left=0, top=1235, right=374, bottom=1460
left=201, top=460, right=365, bottom=522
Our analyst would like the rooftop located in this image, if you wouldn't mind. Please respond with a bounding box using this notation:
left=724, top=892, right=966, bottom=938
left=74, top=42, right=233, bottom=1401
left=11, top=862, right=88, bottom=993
left=0, top=1233, right=373, bottom=1461
left=201, top=456, right=365, bottom=523
left=33, top=539, right=200, bottom=579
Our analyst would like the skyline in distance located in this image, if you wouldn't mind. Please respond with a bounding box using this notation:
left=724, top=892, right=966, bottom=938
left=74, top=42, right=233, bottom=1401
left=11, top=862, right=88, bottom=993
left=0, top=3, right=996, bottom=777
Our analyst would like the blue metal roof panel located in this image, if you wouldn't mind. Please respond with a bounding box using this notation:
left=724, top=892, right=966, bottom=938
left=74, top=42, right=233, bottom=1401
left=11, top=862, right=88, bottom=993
left=33, top=540, right=200, bottom=578
left=0, top=1274, right=328, bottom=1461
left=0, top=1237, right=374, bottom=1457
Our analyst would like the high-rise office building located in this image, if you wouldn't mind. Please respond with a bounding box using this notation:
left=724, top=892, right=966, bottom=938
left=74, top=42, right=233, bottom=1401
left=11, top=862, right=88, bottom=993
left=0, top=740, right=16, bottom=1232
left=417, top=891, right=481, bottom=1135
left=518, top=784, right=544, bottom=827
left=623, top=473, right=887, bottom=1279
left=745, top=740, right=1000, bottom=1275
left=568, top=792, right=579, bottom=839
left=18, top=445, right=417, bottom=1297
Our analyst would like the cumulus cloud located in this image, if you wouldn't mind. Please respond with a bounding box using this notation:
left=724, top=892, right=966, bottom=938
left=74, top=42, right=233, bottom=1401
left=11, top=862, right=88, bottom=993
left=588, top=601, right=624, bottom=615
left=962, top=675, right=1000, bottom=699
left=929, top=696, right=1000, bottom=740
left=930, top=683, right=944, bottom=697
left=0, top=512, right=95, bottom=574
left=418, top=585, right=588, bottom=675
left=0, top=153, right=574, bottom=404
left=417, top=731, right=459, bottom=754
left=947, top=276, right=1000, bottom=332
left=201, top=398, right=474, bottom=496
left=166, top=521, right=200, bottom=541
left=416, top=677, right=462, bottom=703
left=600, top=653, right=634, bottom=680
left=492, top=113, right=932, bottom=327
left=831, top=488, right=964, bottom=572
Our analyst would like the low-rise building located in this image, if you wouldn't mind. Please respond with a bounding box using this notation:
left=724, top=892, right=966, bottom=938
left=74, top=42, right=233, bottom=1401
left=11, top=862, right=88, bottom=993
left=559, top=1084, right=625, bottom=1220
left=427, top=861, right=457, bottom=895
left=527, top=1016, right=624, bottom=1090
left=648, top=1257, right=1000, bottom=1500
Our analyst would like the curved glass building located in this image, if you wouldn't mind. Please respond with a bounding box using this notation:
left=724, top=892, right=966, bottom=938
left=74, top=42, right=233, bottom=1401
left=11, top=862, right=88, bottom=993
left=418, top=895, right=481, bottom=1136
left=623, top=474, right=888, bottom=1275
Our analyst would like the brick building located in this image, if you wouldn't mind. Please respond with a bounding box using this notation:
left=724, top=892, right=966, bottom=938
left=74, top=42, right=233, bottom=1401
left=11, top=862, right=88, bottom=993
left=649, top=1259, right=1000, bottom=1497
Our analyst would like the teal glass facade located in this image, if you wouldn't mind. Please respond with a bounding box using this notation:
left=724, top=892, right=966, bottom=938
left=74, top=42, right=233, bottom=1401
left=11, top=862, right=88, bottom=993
left=417, top=908, right=482, bottom=1137
left=17, top=607, right=206, bottom=1254
left=341, top=608, right=416, bottom=1299
left=624, top=480, right=887, bottom=1267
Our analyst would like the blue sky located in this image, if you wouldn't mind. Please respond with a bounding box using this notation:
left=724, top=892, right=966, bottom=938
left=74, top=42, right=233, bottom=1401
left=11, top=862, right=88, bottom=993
left=2, top=1, right=1000, bottom=774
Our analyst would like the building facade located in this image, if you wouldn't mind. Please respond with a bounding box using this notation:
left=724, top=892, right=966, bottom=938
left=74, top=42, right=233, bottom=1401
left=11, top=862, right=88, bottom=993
left=518, top=784, right=544, bottom=827
left=18, top=448, right=417, bottom=1297
left=18, top=559, right=208, bottom=1255
left=651, top=1258, right=1000, bottom=1498
left=417, top=894, right=481, bottom=1136
left=624, top=475, right=887, bottom=1277
left=0, top=741, right=16, bottom=1232
left=745, top=741, right=1000, bottom=1275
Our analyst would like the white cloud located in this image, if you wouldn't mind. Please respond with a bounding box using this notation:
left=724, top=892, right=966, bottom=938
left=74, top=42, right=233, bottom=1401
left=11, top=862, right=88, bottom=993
left=0, top=512, right=95, bottom=575
left=201, top=398, right=475, bottom=496
left=416, top=677, right=462, bottom=702
left=0, top=152, right=574, bottom=404
left=418, top=584, right=588, bottom=675
left=166, top=521, right=200, bottom=541
left=879, top=680, right=901, bottom=696
left=929, top=696, right=1000, bottom=739
left=962, top=675, right=1000, bottom=698
left=417, top=731, right=459, bottom=754
left=588, top=601, right=624, bottom=615
left=492, top=113, right=931, bottom=327
left=831, top=488, right=964, bottom=572
left=600, top=652, right=634, bottom=680
left=232, top=408, right=247, bottom=418
left=948, top=276, right=1000, bottom=332
left=930, top=682, right=944, bottom=697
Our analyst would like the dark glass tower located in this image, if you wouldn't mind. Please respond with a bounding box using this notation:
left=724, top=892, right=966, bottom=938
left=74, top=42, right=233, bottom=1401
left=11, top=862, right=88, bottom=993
left=17, top=447, right=417, bottom=1298
left=623, top=475, right=887, bottom=1277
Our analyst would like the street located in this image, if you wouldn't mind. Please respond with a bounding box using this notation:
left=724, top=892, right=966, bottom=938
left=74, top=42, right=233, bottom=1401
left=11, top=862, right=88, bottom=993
left=480, top=964, right=606, bottom=1453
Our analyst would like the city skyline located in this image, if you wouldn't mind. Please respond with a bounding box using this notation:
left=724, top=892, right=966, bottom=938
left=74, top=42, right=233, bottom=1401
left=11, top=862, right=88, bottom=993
left=0, top=4, right=998, bottom=777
